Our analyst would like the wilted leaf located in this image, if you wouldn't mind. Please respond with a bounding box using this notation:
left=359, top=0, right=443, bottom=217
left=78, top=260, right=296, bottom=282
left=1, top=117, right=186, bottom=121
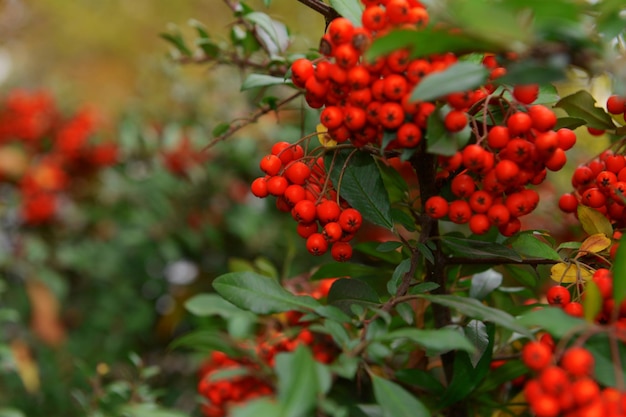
left=550, top=262, right=593, bottom=284
left=317, top=124, right=337, bottom=148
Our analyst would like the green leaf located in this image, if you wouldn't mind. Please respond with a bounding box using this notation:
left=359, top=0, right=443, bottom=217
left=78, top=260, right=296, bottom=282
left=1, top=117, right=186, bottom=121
left=395, top=369, right=445, bottom=395
left=583, top=280, right=603, bottom=323
left=612, top=241, right=626, bottom=306
left=160, top=30, right=192, bottom=57
left=411, top=62, right=489, bottom=102
left=311, top=262, right=383, bottom=280
left=496, top=60, right=566, bottom=85
left=366, top=29, right=497, bottom=62
left=508, top=232, right=561, bottom=261
left=387, top=258, right=412, bottom=295
left=168, top=330, right=239, bottom=355
left=441, top=236, right=522, bottom=261
left=329, top=0, right=363, bottom=27
left=425, top=106, right=472, bottom=156
left=0, top=409, right=26, bottom=417
left=585, top=332, right=626, bottom=388
left=184, top=293, right=245, bottom=317
left=516, top=307, right=588, bottom=338
left=243, top=12, right=285, bottom=54
left=377, top=241, right=403, bottom=252
left=464, top=320, right=489, bottom=367
left=212, top=122, right=231, bottom=137
left=232, top=398, right=285, bottom=417
left=408, top=282, right=440, bottom=294
left=477, top=359, right=527, bottom=393
left=325, top=149, right=394, bottom=229
left=328, top=278, right=381, bottom=314
left=120, top=404, right=191, bottom=417
left=419, top=294, right=532, bottom=337
left=439, top=322, right=495, bottom=407
left=370, top=373, right=430, bottom=417
left=469, top=269, right=503, bottom=300
left=241, top=73, right=291, bottom=91
left=275, top=346, right=319, bottom=417
left=354, top=241, right=403, bottom=264
left=554, top=117, right=587, bottom=130
left=213, top=271, right=320, bottom=314
left=377, top=328, right=476, bottom=355
left=555, top=90, right=616, bottom=130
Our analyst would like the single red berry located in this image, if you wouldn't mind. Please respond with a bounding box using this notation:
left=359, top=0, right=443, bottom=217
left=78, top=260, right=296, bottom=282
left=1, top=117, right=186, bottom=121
left=469, top=214, right=491, bottom=234
left=331, top=241, right=353, bottom=262
left=487, top=126, right=510, bottom=149
left=260, top=154, right=283, bottom=176
left=339, top=208, right=362, bottom=233
left=448, top=200, right=472, bottom=224
left=546, top=286, right=571, bottom=306
left=560, top=346, right=595, bottom=377
left=322, top=222, right=343, bottom=243
left=558, top=193, right=578, bottom=213
left=563, top=302, right=584, bottom=317
left=283, top=184, right=306, bottom=206
left=444, top=110, right=468, bottom=133
left=450, top=173, right=476, bottom=198
left=316, top=200, right=341, bottom=224
left=296, top=222, right=318, bottom=239
left=424, top=196, right=449, bottom=219
left=266, top=175, right=288, bottom=196
left=292, top=200, right=317, bottom=223
left=250, top=177, right=269, bottom=198
left=512, top=84, right=539, bottom=104
left=507, top=112, right=532, bottom=136
left=556, top=128, right=576, bottom=150
left=607, top=95, right=626, bottom=115
left=284, top=161, right=311, bottom=185
left=521, top=341, right=553, bottom=371
left=306, top=233, right=329, bottom=256
left=320, top=106, right=344, bottom=130
left=528, top=105, right=557, bottom=132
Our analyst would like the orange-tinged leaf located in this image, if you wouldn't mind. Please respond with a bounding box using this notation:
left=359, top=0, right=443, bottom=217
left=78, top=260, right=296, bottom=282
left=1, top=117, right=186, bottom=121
left=577, top=205, right=613, bottom=237
left=10, top=340, right=39, bottom=393
left=26, top=280, right=66, bottom=347
left=550, top=262, right=593, bottom=283
left=316, top=124, right=337, bottom=148
left=578, top=233, right=611, bottom=255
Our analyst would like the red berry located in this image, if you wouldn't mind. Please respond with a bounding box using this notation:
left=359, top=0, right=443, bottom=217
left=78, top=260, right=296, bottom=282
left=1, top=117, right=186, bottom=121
left=560, top=346, right=594, bottom=377
left=546, top=286, right=571, bottom=306
left=306, top=233, right=328, bottom=256
left=331, top=241, right=353, bottom=262
left=424, top=196, right=449, bottom=219
left=522, top=341, right=553, bottom=371
left=444, top=110, right=468, bottom=132
left=339, top=208, right=362, bottom=233
left=513, top=84, right=539, bottom=104
left=250, top=177, right=269, bottom=198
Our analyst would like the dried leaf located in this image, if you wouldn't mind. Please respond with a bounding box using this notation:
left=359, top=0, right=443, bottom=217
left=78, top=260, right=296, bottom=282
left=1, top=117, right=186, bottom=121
left=578, top=233, right=611, bottom=256
left=26, top=280, right=66, bottom=346
left=550, top=262, right=593, bottom=284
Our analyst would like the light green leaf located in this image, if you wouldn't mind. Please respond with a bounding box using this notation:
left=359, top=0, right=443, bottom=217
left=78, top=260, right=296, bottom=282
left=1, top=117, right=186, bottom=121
left=411, top=62, right=489, bottom=102
left=378, top=328, right=476, bottom=354
left=241, top=73, right=291, bottom=91
left=612, top=241, right=626, bottom=306
left=275, top=346, right=319, bottom=417
left=329, top=0, right=363, bottom=27
left=469, top=269, right=503, bottom=300
left=516, top=307, right=588, bottom=338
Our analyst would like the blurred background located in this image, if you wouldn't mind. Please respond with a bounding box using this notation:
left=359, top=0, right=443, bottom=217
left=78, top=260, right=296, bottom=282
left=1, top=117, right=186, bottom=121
left=0, top=1, right=327, bottom=416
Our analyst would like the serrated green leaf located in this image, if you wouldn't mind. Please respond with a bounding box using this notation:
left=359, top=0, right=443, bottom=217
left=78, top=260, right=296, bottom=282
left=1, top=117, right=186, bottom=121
left=555, top=90, right=616, bottom=130
left=213, top=271, right=320, bottom=314
left=241, top=73, right=291, bottom=91
left=411, top=62, right=489, bottom=102
left=376, top=241, right=403, bottom=252
left=370, top=374, right=430, bottom=417
left=325, top=149, right=393, bottom=229
left=419, top=294, right=531, bottom=337
left=329, top=0, right=363, bottom=27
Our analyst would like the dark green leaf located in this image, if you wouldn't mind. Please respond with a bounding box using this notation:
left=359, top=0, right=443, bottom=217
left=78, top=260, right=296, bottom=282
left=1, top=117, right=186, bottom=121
left=554, top=117, right=587, bottom=130
left=160, top=31, right=192, bottom=57
left=613, top=240, right=626, bottom=306
left=408, top=282, right=440, bottom=294
left=231, top=398, right=285, bottom=417
left=376, top=241, right=403, bottom=252
left=441, top=236, right=522, bottom=261
left=378, top=328, right=476, bottom=354
left=585, top=332, right=626, bottom=388
left=477, top=359, right=527, bottom=393
left=469, top=269, right=503, bottom=300
left=241, top=74, right=291, bottom=91
left=275, top=346, right=319, bottom=417
left=419, top=294, right=532, bottom=337
left=555, top=90, right=616, bottom=130
left=311, top=262, right=385, bottom=280
left=325, top=149, right=394, bottom=229
left=370, top=374, right=430, bottom=417
left=197, top=39, right=220, bottom=58
left=497, top=60, right=566, bottom=85
left=184, top=293, right=245, bottom=317
left=354, top=241, right=403, bottom=264
left=213, top=271, right=320, bottom=314
left=395, top=369, right=445, bottom=395
left=328, top=278, right=381, bottom=314
left=416, top=242, right=434, bottom=264
left=516, top=307, right=588, bottom=338
left=508, top=232, right=561, bottom=261
left=439, top=322, right=495, bottom=407
left=329, top=0, right=363, bottom=27
left=411, top=62, right=489, bottom=102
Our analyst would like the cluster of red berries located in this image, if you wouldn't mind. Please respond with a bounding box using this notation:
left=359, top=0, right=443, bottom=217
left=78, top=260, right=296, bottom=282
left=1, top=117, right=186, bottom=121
left=198, top=279, right=338, bottom=416
left=558, top=95, right=626, bottom=224
left=424, top=83, right=576, bottom=235
left=545, top=284, right=584, bottom=318
left=251, top=141, right=362, bottom=261
left=0, top=90, right=118, bottom=224
left=521, top=340, right=625, bottom=417
left=291, top=2, right=447, bottom=149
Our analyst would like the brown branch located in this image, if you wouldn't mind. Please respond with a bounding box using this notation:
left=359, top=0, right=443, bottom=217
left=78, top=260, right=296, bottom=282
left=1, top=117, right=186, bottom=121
left=203, top=91, right=303, bottom=151
left=295, top=0, right=341, bottom=27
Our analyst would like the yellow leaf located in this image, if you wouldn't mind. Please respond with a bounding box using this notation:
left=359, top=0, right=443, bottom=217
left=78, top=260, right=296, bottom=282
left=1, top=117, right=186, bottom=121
left=578, top=233, right=611, bottom=255
left=550, top=262, right=593, bottom=284
left=316, top=124, right=337, bottom=148
left=577, top=205, right=613, bottom=237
